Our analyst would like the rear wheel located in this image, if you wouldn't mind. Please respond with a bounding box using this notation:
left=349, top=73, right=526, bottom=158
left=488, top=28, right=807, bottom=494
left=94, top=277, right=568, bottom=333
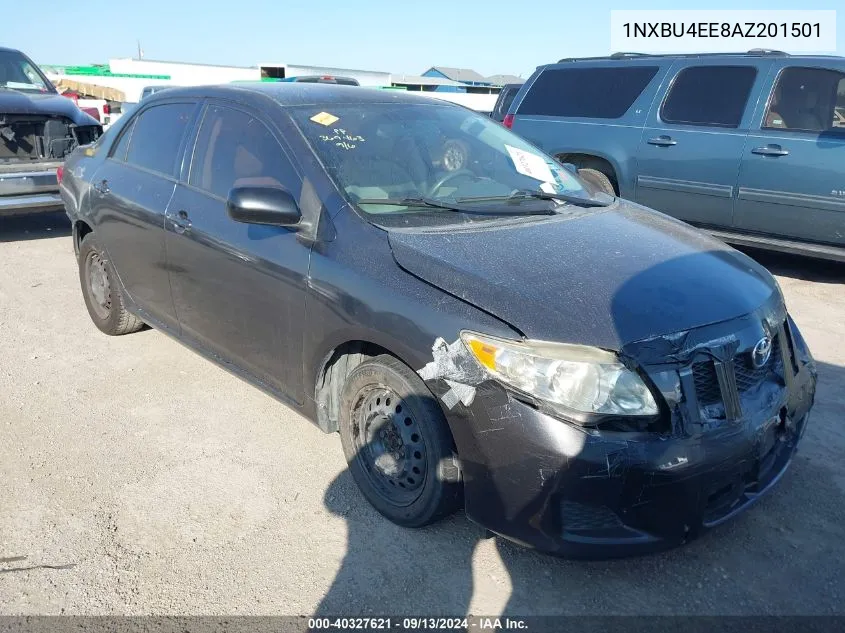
left=577, top=167, right=616, bottom=196
left=78, top=233, right=144, bottom=336
left=338, top=354, right=462, bottom=527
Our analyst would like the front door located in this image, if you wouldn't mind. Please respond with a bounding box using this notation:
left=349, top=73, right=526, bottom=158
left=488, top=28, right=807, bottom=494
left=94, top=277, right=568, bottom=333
left=89, top=101, right=198, bottom=332
left=635, top=61, right=771, bottom=228
left=164, top=102, right=311, bottom=400
left=734, top=62, right=845, bottom=246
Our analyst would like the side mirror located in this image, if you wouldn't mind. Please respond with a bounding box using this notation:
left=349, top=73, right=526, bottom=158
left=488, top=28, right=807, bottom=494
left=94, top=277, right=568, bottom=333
left=227, top=186, right=302, bottom=227
left=561, top=162, right=578, bottom=174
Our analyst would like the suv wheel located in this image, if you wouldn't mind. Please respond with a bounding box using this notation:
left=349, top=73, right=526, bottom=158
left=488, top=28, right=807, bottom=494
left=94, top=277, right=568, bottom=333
left=338, top=354, right=462, bottom=527
left=577, top=168, right=616, bottom=195
left=78, top=233, right=144, bottom=336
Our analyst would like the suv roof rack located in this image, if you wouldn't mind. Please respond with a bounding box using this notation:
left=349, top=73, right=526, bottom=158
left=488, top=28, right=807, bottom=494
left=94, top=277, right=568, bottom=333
left=557, top=50, right=791, bottom=63
left=746, top=48, right=790, bottom=56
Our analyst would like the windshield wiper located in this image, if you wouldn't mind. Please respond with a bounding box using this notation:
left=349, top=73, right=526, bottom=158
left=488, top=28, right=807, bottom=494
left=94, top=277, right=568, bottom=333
left=353, top=196, right=556, bottom=215
left=456, top=189, right=612, bottom=208
left=355, top=196, right=464, bottom=211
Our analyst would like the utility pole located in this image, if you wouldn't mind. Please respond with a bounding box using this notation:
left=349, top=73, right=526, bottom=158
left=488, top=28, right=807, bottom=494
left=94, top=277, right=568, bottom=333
left=137, top=41, right=144, bottom=59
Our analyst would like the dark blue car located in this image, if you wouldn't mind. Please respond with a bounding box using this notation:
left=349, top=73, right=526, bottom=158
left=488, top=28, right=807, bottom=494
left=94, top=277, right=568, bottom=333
left=59, top=83, right=817, bottom=558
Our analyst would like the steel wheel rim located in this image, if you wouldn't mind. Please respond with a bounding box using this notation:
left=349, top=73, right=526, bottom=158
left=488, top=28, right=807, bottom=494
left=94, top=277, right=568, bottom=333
left=351, top=385, right=428, bottom=507
left=86, top=252, right=111, bottom=320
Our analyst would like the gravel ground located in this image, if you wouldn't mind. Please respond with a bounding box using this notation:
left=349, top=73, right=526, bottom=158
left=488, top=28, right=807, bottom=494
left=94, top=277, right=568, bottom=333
left=1, top=212, right=843, bottom=616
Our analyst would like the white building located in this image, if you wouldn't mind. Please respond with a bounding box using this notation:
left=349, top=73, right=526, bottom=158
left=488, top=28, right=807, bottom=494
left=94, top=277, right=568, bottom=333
left=43, top=57, right=503, bottom=112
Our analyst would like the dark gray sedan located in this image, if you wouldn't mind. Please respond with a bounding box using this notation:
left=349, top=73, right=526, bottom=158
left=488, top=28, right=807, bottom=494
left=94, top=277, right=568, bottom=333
left=59, top=84, right=817, bottom=558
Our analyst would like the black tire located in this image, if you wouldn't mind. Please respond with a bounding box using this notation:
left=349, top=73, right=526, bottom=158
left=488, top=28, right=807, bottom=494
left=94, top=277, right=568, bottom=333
left=77, top=233, right=144, bottom=336
left=338, top=354, right=462, bottom=527
left=577, top=167, right=617, bottom=195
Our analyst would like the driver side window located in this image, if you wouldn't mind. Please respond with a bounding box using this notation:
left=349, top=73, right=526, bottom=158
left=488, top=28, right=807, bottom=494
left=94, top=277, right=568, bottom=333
left=188, top=104, right=301, bottom=201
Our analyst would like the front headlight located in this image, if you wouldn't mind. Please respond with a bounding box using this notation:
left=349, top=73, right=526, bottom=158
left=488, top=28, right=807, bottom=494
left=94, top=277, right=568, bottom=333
left=461, top=331, right=658, bottom=417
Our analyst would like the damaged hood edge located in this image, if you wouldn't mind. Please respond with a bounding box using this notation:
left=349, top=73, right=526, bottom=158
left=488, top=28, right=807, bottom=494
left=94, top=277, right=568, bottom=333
left=387, top=204, right=779, bottom=351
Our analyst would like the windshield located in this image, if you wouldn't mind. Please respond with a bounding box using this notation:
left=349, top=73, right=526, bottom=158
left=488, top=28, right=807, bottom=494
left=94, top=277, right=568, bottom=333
left=0, top=50, right=52, bottom=93
left=289, top=102, right=598, bottom=224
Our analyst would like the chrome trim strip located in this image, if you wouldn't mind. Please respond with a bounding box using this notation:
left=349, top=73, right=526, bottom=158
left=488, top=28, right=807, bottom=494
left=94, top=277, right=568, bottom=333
left=638, top=175, right=734, bottom=198
left=714, top=359, right=743, bottom=421
left=737, top=187, right=845, bottom=212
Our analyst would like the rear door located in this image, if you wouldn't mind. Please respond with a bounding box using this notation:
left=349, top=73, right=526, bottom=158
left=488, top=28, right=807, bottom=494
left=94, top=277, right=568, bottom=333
left=635, top=60, right=772, bottom=227
left=89, top=100, right=199, bottom=332
left=164, top=101, right=311, bottom=400
left=733, top=61, right=845, bottom=247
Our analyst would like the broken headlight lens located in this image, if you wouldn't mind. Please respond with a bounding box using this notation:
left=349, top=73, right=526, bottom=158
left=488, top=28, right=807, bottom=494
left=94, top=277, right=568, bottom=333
left=461, top=332, right=658, bottom=416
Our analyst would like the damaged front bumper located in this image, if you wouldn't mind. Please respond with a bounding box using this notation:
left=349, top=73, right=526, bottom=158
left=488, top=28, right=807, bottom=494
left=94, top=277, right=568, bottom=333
left=427, top=300, right=817, bottom=559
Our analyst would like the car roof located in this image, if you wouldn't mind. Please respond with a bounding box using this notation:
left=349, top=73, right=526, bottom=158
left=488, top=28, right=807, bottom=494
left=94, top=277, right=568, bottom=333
left=144, top=82, right=455, bottom=108
left=0, top=46, right=23, bottom=54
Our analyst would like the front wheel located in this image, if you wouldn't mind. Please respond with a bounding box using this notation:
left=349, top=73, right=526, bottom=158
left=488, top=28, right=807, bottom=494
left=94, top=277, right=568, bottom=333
left=338, top=354, right=462, bottom=527
left=77, top=233, right=144, bottom=336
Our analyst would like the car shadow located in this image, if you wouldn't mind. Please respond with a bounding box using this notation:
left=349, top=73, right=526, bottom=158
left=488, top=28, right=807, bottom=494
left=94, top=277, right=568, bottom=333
left=314, top=358, right=844, bottom=617
left=0, top=212, right=71, bottom=242
left=735, top=246, right=845, bottom=284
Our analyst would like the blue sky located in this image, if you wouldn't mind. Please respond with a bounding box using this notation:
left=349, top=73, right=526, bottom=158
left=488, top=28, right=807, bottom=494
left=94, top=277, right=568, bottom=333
left=6, top=0, right=844, bottom=78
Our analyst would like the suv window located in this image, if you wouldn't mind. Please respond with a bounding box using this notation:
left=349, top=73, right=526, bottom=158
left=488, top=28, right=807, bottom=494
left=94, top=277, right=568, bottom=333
left=493, top=85, right=521, bottom=120
left=764, top=66, right=845, bottom=133
left=124, top=103, right=195, bottom=176
left=517, top=66, right=658, bottom=119
left=189, top=105, right=299, bottom=200
left=661, top=66, right=757, bottom=128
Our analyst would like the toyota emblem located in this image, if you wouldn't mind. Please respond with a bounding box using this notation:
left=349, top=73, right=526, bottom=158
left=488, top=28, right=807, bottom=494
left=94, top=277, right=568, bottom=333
left=751, top=335, right=773, bottom=369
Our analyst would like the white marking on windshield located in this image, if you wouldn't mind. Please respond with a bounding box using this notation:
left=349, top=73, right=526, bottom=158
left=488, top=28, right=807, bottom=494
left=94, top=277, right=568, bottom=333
left=504, top=144, right=556, bottom=184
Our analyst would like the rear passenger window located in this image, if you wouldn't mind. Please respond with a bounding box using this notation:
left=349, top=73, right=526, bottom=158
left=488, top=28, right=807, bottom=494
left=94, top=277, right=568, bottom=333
left=764, top=67, right=845, bottom=133
left=517, top=66, right=658, bottom=119
left=124, top=103, right=195, bottom=176
left=661, top=66, right=757, bottom=128
left=189, top=105, right=299, bottom=200
left=495, top=87, right=520, bottom=117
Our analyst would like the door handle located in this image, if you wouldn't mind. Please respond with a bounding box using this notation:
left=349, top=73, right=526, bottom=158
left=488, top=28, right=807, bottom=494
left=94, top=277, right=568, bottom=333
left=92, top=179, right=110, bottom=195
left=751, top=145, right=789, bottom=157
left=170, top=209, right=192, bottom=234
left=647, top=135, right=677, bottom=147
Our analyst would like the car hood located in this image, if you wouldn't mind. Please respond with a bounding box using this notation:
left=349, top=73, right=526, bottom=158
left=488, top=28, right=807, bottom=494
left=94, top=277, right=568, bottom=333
left=387, top=202, right=779, bottom=350
left=0, top=89, right=99, bottom=126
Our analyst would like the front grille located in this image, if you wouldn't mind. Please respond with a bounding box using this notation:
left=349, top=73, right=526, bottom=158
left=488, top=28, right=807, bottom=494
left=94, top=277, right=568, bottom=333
left=691, top=333, right=785, bottom=412
left=561, top=501, right=623, bottom=532
left=692, top=361, right=721, bottom=406
left=735, top=339, right=783, bottom=391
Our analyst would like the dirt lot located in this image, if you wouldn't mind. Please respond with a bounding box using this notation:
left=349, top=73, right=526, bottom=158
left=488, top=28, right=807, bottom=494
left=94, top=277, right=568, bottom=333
left=1, top=212, right=844, bottom=616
